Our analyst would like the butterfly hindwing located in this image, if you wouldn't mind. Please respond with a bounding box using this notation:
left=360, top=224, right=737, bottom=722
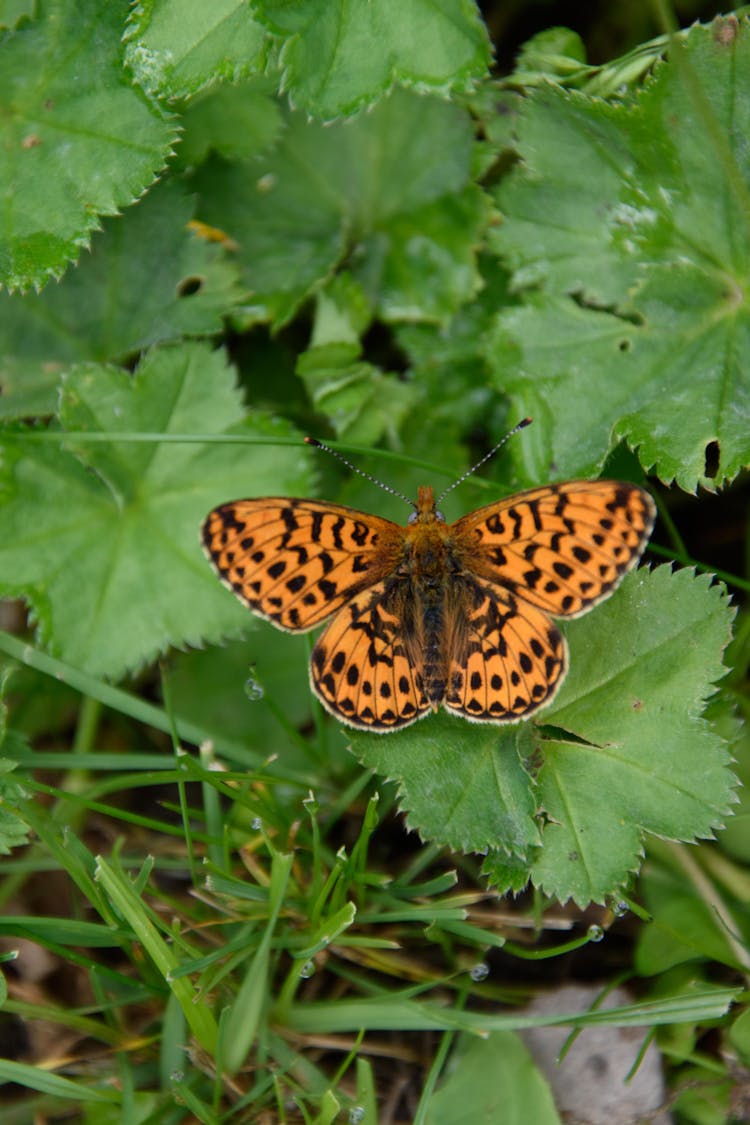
left=202, top=499, right=403, bottom=632
left=310, top=581, right=431, bottom=731
left=443, top=576, right=567, bottom=722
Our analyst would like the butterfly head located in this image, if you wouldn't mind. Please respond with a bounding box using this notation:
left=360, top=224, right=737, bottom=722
left=408, top=486, right=445, bottom=525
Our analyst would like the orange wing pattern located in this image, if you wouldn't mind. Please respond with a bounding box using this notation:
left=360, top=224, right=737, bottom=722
left=202, top=499, right=403, bottom=632
left=452, top=481, right=655, bottom=619
left=310, top=580, right=431, bottom=731
left=443, top=576, right=567, bottom=723
left=203, top=478, right=655, bottom=732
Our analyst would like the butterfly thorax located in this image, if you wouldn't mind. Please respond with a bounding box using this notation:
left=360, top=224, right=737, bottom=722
left=403, top=487, right=455, bottom=579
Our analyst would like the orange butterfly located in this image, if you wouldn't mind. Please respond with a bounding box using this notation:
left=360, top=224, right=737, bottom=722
left=202, top=428, right=655, bottom=732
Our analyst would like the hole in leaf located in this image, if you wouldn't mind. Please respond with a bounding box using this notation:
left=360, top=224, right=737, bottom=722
left=704, top=440, right=720, bottom=479
left=618, top=338, right=631, bottom=352
left=176, top=275, right=204, bottom=298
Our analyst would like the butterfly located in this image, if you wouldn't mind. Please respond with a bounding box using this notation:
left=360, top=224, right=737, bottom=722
left=202, top=433, right=655, bottom=733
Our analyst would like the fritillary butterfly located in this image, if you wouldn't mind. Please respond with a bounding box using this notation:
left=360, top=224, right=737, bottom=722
left=202, top=435, right=655, bottom=732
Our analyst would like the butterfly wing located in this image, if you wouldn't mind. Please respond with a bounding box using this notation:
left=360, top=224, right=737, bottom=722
left=310, top=580, right=431, bottom=731
left=451, top=481, right=655, bottom=619
left=202, top=499, right=403, bottom=632
left=442, top=575, right=567, bottom=723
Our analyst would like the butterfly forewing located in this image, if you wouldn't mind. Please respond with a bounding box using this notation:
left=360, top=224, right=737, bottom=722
left=452, top=481, right=655, bottom=619
left=202, top=499, right=403, bottom=632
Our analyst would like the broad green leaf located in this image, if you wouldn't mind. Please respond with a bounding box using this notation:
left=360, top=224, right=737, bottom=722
left=351, top=715, right=540, bottom=857
left=0, top=0, right=176, bottom=292
left=0, top=1, right=34, bottom=30
left=635, top=862, right=741, bottom=975
left=394, top=254, right=518, bottom=481
left=480, top=851, right=534, bottom=898
left=176, top=79, right=283, bottom=166
left=192, top=89, right=485, bottom=326
left=124, top=0, right=268, bottom=101
left=489, top=16, right=750, bottom=489
left=0, top=343, right=312, bottom=678
left=425, top=1031, right=560, bottom=1125
left=169, top=632, right=313, bottom=762
left=297, top=344, right=419, bottom=445
left=0, top=180, right=244, bottom=368
left=532, top=567, right=735, bottom=905
left=356, top=186, right=491, bottom=322
left=353, top=567, right=734, bottom=906
left=0, top=362, right=62, bottom=421
left=254, top=0, right=491, bottom=119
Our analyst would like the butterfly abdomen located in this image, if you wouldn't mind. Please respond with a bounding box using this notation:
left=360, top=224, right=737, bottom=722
left=403, top=520, right=462, bottom=709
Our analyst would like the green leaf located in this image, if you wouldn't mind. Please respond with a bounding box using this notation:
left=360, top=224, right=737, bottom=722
left=0, top=1, right=34, bottom=31
left=124, top=0, right=268, bottom=101
left=489, top=17, right=750, bottom=489
left=480, top=851, right=533, bottom=898
left=0, top=362, right=62, bottom=422
left=635, top=862, right=741, bottom=975
left=254, top=0, right=491, bottom=119
left=193, top=89, right=484, bottom=326
left=286, top=985, right=739, bottom=1033
left=169, top=633, right=313, bottom=761
left=0, top=1059, right=117, bottom=1102
left=531, top=567, right=736, bottom=905
left=351, top=716, right=541, bottom=858
left=0, top=757, right=30, bottom=854
left=513, top=27, right=588, bottom=82
left=355, top=185, right=491, bottom=322
left=0, top=0, right=177, bottom=292
left=0, top=343, right=312, bottom=678
left=95, top=852, right=218, bottom=1052
left=0, top=915, right=127, bottom=946
left=729, top=1007, right=750, bottom=1066
left=424, top=1031, right=560, bottom=1125
left=353, top=567, right=734, bottom=906
left=297, top=344, right=419, bottom=445
left=176, top=79, right=283, bottom=166
left=393, top=253, right=517, bottom=477
left=0, top=179, right=244, bottom=366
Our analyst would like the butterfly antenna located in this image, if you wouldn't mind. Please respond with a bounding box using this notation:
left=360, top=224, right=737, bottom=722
left=435, top=417, right=533, bottom=505
left=304, top=437, right=415, bottom=509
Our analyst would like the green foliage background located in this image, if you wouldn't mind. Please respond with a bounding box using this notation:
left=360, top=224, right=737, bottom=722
left=0, top=1, right=748, bottom=1121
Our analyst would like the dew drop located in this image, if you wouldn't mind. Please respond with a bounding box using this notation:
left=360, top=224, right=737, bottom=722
left=349, top=1107, right=366, bottom=1124
left=244, top=674, right=264, bottom=702
left=470, top=962, right=490, bottom=982
left=613, top=900, right=629, bottom=918
left=251, top=816, right=262, bottom=831
left=587, top=924, right=604, bottom=943
left=170, top=1069, right=185, bottom=1083
left=300, top=961, right=315, bottom=979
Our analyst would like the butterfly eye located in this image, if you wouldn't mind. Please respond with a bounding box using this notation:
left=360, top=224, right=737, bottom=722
left=435, top=508, right=445, bottom=522
left=408, top=511, right=418, bottom=524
